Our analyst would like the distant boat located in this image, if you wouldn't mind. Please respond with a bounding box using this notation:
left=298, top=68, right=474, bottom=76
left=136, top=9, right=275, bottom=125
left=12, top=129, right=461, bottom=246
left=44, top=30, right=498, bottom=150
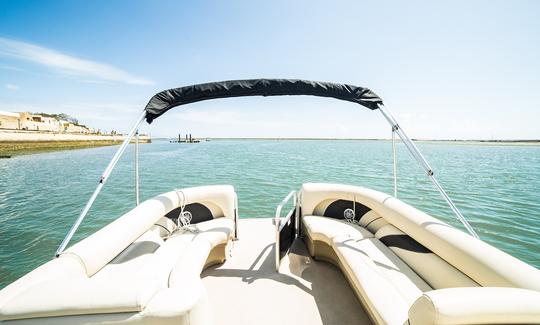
left=169, top=139, right=200, bottom=143
left=170, top=133, right=200, bottom=143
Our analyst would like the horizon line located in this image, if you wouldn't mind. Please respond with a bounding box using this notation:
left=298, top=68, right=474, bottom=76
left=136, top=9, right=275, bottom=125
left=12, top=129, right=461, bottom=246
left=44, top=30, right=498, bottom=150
left=152, top=137, right=540, bottom=143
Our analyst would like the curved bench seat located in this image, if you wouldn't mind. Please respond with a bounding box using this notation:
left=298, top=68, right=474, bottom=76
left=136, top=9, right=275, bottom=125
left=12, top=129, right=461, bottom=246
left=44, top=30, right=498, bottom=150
left=302, top=215, right=432, bottom=325
left=0, top=186, right=237, bottom=325
left=300, top=183, right=540, bottom=325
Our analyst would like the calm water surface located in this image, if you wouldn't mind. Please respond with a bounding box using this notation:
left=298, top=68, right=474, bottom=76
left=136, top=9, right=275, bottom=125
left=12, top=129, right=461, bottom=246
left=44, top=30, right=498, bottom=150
left=1, top=139, right=539, bottom=289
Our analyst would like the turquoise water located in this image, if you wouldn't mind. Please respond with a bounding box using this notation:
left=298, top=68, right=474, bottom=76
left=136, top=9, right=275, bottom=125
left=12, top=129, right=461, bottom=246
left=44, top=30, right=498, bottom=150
left=1, top=139, right=539, bottom=289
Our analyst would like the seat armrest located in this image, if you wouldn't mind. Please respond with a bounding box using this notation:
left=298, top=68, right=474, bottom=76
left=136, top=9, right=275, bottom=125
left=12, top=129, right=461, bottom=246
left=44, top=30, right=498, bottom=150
left=143, top=277, right=212, bottom=325
left=408, top=287, right=540, bottom=325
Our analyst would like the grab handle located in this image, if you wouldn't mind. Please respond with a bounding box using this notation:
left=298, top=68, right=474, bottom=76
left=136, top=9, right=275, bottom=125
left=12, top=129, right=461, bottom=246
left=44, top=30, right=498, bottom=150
left=274, top=190, right=297, bottom=272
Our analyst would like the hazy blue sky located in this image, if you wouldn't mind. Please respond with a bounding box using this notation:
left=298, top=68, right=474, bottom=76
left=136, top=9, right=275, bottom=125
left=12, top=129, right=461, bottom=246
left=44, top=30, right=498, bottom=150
left=0, top=0, right=539, bottom=139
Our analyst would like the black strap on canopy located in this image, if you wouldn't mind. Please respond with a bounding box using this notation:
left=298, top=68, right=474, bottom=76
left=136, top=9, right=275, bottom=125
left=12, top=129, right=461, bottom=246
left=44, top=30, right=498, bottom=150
left=144, top=79, right=383, bottom=123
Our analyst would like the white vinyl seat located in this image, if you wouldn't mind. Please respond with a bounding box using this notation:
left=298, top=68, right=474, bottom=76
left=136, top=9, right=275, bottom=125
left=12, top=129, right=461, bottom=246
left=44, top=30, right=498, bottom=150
left=0, top=217, right=234, bottom=322
left=299, top=183, right=540, bottom=325
left=302, top=215, right=432, bottom=325
left=0, top=186, right=237, bottom=325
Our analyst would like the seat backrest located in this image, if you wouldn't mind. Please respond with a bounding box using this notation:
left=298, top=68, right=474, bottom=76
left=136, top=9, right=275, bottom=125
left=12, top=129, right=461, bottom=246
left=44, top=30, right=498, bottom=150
left=164, top=185, right=237, bottom=223
left=300, top=183, right=540, bottom=291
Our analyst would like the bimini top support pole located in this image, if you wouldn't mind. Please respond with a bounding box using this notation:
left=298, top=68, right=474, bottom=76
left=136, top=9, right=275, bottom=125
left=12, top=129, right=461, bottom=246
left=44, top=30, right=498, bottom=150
left=392, top=127, right=398, bottom=198
left=55, top=110, right=147, bottom=257
left=135, top=130, right=140, bottom=206
left=378, top=104, right=480, bottom=239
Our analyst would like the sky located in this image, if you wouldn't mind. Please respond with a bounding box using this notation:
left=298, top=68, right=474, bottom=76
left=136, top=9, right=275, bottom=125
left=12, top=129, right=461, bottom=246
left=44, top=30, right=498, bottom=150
left=0, top=0, right=539, bottom=139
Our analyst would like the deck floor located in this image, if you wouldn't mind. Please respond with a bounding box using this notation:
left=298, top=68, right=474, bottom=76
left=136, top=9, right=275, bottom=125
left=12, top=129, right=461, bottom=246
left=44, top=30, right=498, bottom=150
left=201, top=218, right=372, bottom=325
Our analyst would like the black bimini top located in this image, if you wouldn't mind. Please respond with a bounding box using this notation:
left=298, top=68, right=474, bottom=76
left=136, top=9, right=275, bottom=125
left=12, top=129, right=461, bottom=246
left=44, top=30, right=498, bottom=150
left=144, top=79, right=383, bottom=123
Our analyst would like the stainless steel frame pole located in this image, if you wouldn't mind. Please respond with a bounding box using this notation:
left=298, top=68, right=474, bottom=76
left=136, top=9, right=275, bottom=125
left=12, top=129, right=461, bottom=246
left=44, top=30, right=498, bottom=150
left=234, top=194, right=239, bottom=240
left=392, top=127, right=398, bottom=197
left=274, top=191, right=296, bottom=272
left=55, top=110, right=147, bottom=257
left=378, top=105, right=479, bottom=238
left=295, top=191, right=301, bottom=238
left=135, top=130, right=140, bottom=206
left=275, top=216, right=280, bottom=272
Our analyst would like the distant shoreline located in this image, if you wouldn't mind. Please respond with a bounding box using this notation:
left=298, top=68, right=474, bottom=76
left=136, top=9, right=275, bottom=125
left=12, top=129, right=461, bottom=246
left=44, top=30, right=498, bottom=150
left=0, top=131, right=151, bottom=157
left=0, top=140, right=124, bottom=157
left=3, top=136, right=538, bottom=158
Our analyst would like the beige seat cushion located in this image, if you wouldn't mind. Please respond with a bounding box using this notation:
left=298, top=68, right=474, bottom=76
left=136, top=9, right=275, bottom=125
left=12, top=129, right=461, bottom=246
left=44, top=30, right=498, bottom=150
left=333, top=235, right=431, bottom=325
left=409, top=287, right=540, bottom=325
left=189, top=217, right=235, bottom=246
left=375, top=224, right=478, bottom=289
left=302, top=215, right=373, bottom=245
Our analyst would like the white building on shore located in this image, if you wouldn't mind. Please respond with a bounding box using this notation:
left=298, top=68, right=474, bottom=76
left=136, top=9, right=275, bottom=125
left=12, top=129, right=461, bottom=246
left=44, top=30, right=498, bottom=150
left=0, top=111, right=21, bottom=130
left=0, top=111, right=95, bottom=134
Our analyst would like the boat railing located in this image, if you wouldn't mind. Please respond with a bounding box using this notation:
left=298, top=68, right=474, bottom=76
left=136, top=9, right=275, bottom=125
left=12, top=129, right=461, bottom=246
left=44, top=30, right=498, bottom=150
left=55, top=110, right=147, bottom=257
left=379, top=105, right=479, bottom=238
left=274, top=190, right=297, bottom=272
